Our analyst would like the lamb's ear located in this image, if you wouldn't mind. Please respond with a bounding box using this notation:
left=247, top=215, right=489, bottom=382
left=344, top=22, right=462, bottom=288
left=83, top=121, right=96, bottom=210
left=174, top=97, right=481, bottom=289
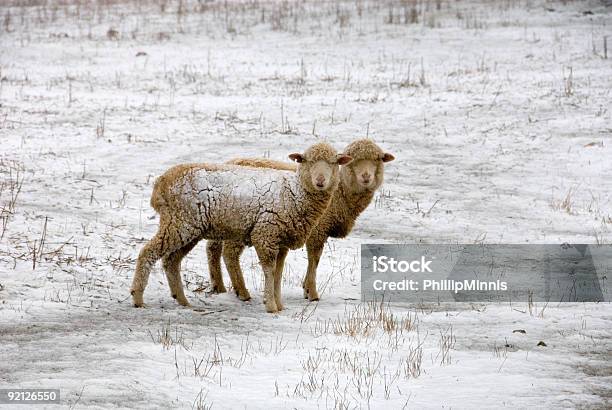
left=381, top=153, right=395, bottom=163
left=336, top=154, right=352, bottom=166
left=289, top=153, right=305, bottom=163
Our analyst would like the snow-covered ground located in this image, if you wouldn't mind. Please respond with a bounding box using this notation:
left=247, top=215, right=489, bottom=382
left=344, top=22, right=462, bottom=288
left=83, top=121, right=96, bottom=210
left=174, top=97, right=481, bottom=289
left=1, top=0, right=611, bottom=408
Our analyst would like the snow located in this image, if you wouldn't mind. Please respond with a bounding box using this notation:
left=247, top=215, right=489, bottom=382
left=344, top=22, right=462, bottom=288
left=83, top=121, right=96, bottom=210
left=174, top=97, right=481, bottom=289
left=1, top=0, right=611, bottom=408
left=185, top=167, right=291, bottom=213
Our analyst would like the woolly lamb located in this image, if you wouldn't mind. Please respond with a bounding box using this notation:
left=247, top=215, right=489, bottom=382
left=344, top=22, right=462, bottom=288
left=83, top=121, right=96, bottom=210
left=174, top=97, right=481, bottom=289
left=207, top=139, right=394, bottom=302
left=130, top=142, right=352, bottom=313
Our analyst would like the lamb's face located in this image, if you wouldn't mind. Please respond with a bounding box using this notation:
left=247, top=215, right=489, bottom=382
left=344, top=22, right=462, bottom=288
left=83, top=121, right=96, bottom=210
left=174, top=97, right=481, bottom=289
left=289, top=142, right=352, bottom=194
left=348, top=159, right=380, bottom=190
left=341, top=139, right=395, bottom=194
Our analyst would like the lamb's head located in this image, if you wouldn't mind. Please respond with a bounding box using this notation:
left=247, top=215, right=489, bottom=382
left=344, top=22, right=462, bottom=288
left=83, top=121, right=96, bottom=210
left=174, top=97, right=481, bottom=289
left=289, top=142, right=352, bottom=194
left=340, top=139, right=395, bottom=193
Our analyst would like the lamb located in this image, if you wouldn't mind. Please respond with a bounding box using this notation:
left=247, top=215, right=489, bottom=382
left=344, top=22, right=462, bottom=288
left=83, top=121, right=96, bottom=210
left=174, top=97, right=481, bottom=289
left=130, top=142, right=352, bottom=313
left=207, top=139, right=395, bottom=302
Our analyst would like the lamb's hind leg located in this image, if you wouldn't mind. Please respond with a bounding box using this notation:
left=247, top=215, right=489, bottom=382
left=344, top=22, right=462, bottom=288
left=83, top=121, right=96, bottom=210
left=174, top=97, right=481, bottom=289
left=206, top=240, right=227, bottom=293
left=223, top=241, right=250, bottom=301
left=162, top=239, right=198, bottom=306
left=131, top=221, right=188, bottom=307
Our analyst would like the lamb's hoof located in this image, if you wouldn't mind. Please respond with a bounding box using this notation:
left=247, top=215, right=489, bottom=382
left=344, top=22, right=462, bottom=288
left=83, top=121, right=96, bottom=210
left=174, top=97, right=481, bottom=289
left=131, top=290, right=144, bottom=307
left=177, top=298, right=191, bottom=307
left=237, top=291, right=251, bottom=302
left=171, top=293, right=191, bottom=307
left=303, top=286, right=320, bottom=302
left=275, top=301, right=284, bottom=311
left=265, top=300, right=278, bottom=313
left=210, top=284, right=227, bottom=294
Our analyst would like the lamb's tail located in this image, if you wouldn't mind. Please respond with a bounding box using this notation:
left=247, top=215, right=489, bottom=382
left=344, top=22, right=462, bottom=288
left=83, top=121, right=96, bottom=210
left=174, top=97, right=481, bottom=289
left=150, top=176, right=167, bottom=213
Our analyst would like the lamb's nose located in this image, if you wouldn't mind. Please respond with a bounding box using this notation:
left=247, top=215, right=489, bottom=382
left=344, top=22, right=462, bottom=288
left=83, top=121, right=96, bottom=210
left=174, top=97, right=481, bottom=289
left=316, top=175, right=325, bottom=187
left=362, top=173, right=371, bottom=183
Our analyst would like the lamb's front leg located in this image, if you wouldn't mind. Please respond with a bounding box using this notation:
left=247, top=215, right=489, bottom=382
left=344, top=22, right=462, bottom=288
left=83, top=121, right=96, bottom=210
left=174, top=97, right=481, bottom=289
left=255, top=245, right=278, bottom=313
left=303, top=236, right=325, bottom=301
left=274, top=247, right=289, bottom=311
